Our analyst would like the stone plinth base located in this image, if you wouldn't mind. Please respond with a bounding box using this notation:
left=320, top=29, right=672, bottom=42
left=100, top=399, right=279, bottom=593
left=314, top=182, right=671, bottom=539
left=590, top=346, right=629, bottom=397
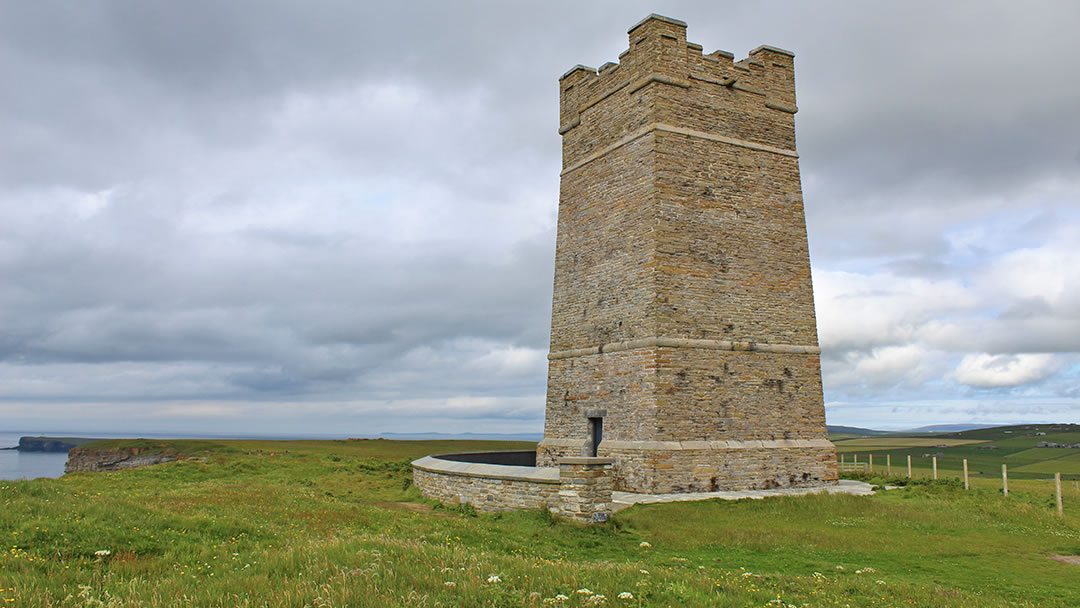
left=538, top=438, right=837, bottom=494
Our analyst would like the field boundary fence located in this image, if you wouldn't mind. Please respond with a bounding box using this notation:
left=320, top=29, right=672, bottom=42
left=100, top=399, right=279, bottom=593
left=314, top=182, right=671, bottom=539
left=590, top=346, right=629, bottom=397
left=839, top=452, right=1075, bottom=519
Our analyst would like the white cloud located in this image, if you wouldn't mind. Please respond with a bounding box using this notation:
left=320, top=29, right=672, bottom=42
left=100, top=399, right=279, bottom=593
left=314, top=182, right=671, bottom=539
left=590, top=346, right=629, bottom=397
left=950, top=353, right=1062, bottom=388
left=469, top=346, right=547, bottom=378
left=814, top=269, right=977, bottom=353
left=853, top=345, right=930, bottom=383
left=977, top=244, right=1080, bottom=307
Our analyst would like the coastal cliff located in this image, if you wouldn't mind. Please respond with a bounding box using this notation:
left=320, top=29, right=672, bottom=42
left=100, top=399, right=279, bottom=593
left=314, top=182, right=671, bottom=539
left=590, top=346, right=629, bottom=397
left=65, top=444, right=180, bottom=473
left=13, top=436, right=102, bottom=453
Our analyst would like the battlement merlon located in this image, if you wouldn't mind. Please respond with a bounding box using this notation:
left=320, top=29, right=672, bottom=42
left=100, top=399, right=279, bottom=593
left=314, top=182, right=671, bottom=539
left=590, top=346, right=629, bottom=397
left=559, top=14, right=798, bottom=134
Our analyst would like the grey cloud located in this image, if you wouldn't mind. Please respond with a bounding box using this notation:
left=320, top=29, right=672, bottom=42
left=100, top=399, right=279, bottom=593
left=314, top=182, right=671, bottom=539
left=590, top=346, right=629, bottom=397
left=2, top=1, right=1078, bottom=433
left=883, top=257, right=954, bottom=280
left=999, top=297, right=1055, bottom=320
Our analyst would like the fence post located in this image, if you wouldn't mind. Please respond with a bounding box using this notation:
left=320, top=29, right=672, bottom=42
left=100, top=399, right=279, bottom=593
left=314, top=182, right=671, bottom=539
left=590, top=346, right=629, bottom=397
left=963, top=459, right=969, bottom=490
left=907, top=455, right=912, bottom=478
left=869, top=454, right=873, bottom=473
left=840, top=453, right=845, bottom=465
left=932, top=456, right=938, bottom=480
left=1002, top=464, right=1009, bottom=497
left=887, top=454, right=892, bottom=476
left=1056, top=473, right=1064, bottom=518
left=854, top=454, right=858, bottom=465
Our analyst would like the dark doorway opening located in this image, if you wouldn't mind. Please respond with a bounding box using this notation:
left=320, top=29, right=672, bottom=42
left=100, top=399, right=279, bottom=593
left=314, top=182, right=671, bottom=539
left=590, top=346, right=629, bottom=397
left=589, top=417, right=603, bottom=457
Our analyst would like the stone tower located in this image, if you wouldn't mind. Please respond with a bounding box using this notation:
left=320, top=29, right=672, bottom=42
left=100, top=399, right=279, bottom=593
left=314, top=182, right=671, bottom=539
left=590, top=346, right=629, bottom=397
left=536, top=15, right=837, bottom=494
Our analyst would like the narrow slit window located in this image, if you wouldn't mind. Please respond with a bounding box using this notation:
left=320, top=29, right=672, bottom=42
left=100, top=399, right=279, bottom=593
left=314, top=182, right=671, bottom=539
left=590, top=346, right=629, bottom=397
left=589, top=417, right=603, bottom=457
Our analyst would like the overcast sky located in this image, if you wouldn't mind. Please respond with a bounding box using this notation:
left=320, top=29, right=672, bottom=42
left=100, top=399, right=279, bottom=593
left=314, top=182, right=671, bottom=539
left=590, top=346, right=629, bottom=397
left=1, top=1, right=1078, bottom=436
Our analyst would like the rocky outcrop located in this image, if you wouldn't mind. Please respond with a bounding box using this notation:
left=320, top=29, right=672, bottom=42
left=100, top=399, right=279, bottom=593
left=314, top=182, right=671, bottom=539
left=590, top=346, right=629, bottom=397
left=15, top=436, right=102, bottom=453
left=65, top=445, right=179, bottom=473
left=1037, top=441, right=1080, bottom=449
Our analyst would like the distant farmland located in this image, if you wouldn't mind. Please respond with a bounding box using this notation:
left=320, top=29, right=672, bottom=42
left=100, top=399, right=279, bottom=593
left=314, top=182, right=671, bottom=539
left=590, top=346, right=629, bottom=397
left=830, top=423, right=1080, bottom=480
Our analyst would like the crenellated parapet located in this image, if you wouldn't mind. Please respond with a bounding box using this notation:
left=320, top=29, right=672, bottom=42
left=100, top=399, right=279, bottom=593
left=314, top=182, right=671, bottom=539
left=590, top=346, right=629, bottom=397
left=558, top=14, right=799, bottom=170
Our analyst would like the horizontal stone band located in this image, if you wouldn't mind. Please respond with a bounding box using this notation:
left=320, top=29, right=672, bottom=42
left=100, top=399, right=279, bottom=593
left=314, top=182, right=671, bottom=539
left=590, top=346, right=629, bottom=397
left=537, top=438, right=834, bottom=450
left=654, top=124, right=795, bottom=156
left=628, top=73, right=692, bottom=95
left=765, top=100, right=798, bottom=114
left=561, top=122, right=797, bottom=175
left=689, top=72, right=736, bottom=87
left=602, top=439, right=834, bottom=450
left=557, top=116, right=581, bottom=135
left=548, top=336, right=820, bottom=360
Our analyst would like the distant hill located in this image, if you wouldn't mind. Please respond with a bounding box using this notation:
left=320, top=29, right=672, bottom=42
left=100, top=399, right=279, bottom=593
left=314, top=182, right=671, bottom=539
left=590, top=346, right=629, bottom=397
left=826, top=425, right=887, bottom=436
left=948, top=423, right=1080, bottom=441
left=828, top=423, right=1076, bottom=437
left=902, top=423, right=1002, bottom=433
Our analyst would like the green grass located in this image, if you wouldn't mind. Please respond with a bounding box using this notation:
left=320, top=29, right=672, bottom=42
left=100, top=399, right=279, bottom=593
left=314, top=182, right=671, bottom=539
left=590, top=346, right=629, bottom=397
left=2, top=438, right=1079, bottom=607
left=833, top=424, right=1080, bottom=481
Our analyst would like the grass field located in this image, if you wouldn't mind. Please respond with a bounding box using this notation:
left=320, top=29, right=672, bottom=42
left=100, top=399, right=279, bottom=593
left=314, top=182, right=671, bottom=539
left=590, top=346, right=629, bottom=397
left=832, top=424, right=1080, bottom=482
left=1, top=436, right=1078, bottom=607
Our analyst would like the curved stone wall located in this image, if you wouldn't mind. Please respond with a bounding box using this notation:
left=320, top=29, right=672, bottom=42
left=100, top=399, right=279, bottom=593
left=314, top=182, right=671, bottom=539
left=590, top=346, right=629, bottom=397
left=411, top=452, right=614, bottom=523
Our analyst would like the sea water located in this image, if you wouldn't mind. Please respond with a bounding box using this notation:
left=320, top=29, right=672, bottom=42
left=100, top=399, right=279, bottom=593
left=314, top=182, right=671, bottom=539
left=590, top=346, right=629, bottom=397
left=0, top=431, right=363, bottom=481
left=0, top=433, right=70, bottom=481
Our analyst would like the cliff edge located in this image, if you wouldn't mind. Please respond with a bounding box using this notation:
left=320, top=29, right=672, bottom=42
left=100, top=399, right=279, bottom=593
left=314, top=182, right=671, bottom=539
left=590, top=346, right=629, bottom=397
left=65, top=443, right=181, bottom=473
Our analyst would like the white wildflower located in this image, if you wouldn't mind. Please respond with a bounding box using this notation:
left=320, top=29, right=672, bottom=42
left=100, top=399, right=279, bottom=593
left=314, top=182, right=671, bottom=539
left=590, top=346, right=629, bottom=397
left=876, top=580, right=886, bottom=585
left=834, top=565, right=845, bottom=571
left=577, top=588, right=593, bottom=594
left=638, top=541, right=651, bottom=549
left=617, top=592, right=633, bottom=600
left=94, top=550, right=111, bottom=558
left=443, top=581, right=456, bottom=588
left=554, top=594, right=569, bottom=601
left=741, top=571, right=754, bottom=578
left=639, top=569, right=650, bottom=575
left=486, top=575, right=502, bottom=584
